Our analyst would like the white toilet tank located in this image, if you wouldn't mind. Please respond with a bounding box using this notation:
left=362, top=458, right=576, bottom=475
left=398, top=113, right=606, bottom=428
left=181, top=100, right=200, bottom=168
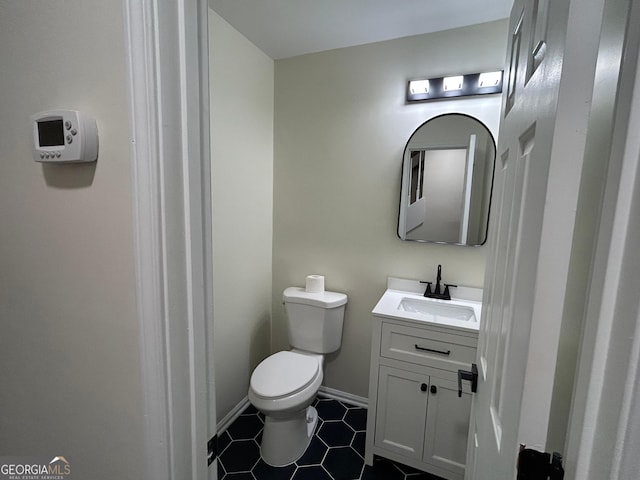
left=283, top=287, right=347, bottom=353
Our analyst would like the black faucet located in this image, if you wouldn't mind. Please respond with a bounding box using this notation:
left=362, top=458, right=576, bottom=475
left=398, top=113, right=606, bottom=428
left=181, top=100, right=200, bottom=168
left=420, top=264, right=457, bottom=300
left=435, top=264, right=442, bottom=295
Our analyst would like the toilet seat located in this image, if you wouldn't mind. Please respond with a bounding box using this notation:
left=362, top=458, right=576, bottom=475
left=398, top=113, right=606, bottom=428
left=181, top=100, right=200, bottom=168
left=250, top=351, right=320, bottom=399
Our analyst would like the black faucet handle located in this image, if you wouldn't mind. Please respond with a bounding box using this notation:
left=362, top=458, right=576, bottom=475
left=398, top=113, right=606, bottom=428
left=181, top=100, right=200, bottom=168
left=443, top=283, right=457, bottom=300
left=420, top=281, right=433, bottom=296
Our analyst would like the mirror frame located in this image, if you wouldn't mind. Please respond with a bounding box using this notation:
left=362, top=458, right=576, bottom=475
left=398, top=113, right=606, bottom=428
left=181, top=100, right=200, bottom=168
left=397, top=112, right=497, bottom=246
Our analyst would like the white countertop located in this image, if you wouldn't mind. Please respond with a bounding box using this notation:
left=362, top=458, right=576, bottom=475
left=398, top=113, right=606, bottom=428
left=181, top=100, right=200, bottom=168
left=371, top=278, right=483, bottom=333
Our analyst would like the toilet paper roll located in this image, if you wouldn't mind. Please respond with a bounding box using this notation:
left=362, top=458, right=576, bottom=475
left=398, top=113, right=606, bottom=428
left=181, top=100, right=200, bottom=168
left=305, top=275, right=325, bottom=293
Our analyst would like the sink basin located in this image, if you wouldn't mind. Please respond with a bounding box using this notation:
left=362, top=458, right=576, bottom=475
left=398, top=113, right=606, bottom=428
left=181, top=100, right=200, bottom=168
left=372, top=285, right=482, bottom=332
left=398, top=297, right=476, bottom=322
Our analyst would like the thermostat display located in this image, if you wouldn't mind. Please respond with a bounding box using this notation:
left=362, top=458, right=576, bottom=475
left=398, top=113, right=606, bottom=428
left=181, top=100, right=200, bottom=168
left=31, top=110, right=98, bottom=163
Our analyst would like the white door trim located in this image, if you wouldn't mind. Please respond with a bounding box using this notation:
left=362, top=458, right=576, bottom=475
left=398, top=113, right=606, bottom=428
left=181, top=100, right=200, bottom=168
left=123, top=0, right=213, bottom=479
left=565, top=0, right=640, bottom=476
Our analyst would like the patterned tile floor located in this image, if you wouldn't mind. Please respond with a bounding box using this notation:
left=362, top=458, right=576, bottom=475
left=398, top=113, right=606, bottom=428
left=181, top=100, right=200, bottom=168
left=217, top=397, right=443, bottom=480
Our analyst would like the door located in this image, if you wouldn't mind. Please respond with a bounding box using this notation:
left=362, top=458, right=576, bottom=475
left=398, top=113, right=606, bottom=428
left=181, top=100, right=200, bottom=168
left=374, top=365, right=429, bottom=460
left=466, top=0, right=607, bottom=477
left=424, top=377, right=472, bottom=477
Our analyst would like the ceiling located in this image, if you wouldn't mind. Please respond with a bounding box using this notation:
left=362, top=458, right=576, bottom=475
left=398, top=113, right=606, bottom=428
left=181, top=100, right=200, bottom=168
left=209, top=0, right=514, bottom=60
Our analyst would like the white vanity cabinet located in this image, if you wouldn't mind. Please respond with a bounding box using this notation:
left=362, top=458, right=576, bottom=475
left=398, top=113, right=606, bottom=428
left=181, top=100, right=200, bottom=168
left=365, top=316, right=478, bottom=480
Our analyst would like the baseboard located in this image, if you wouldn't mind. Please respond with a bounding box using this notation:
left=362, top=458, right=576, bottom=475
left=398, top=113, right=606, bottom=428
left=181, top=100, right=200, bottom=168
left=317, top=386, right=368, bottom=408
left=217, top=396, right=251, bottom=434
left=217, top=388, right=368, bottom=434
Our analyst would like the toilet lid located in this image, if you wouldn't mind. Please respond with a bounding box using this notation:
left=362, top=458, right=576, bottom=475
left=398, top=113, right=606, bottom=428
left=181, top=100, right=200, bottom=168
left=251, top=351, right=320, bottom=399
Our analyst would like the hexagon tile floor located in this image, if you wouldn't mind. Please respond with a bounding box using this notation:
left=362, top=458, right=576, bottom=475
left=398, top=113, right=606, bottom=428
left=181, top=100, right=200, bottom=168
left=217, top=397, right=443, bottom=480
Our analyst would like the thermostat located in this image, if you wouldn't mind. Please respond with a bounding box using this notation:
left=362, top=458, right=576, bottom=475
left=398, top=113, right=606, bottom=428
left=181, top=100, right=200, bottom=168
left=31, top=110, right=98, bottom=163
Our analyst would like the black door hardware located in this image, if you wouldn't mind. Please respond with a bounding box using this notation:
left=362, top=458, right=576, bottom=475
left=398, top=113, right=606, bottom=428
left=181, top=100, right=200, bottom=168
left=457, top=363, right=478, bottom=397
left=517, top=447, right=564, bottom=479
left=430, top=385, right=437, bottom=394
left=420, top=383, right=428, bottom=392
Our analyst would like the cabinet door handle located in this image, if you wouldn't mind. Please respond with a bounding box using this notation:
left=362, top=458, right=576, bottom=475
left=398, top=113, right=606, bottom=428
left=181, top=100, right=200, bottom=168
left=430, top=385, right=437, bottom=394
left=415, top=344, right=451, bottom=356
left=420, top=383, right=428, bottom=392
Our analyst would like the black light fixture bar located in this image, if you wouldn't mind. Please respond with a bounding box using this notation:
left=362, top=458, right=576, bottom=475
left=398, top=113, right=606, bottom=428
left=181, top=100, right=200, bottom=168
left=406, top=71, right=504, bottom=103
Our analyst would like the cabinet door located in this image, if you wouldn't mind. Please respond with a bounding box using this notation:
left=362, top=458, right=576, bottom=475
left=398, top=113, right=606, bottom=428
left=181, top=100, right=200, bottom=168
left=423, top=376, right=471, bottom=476
left=374, top=365, right=429, bottom=460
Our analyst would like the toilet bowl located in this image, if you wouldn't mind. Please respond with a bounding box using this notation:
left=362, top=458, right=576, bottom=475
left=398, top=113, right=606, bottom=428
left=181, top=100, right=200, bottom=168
left=249, top=350, right=323, bottom=466
left=248, top=286, right=347, bottom=466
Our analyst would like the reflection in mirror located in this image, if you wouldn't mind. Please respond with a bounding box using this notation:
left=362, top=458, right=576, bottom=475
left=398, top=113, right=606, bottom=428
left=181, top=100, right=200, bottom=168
left=398, top=114, right=496, bottom=246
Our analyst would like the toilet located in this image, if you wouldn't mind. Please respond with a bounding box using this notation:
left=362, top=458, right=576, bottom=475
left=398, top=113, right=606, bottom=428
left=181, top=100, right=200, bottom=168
left=248, top=286, right=348, bottom=466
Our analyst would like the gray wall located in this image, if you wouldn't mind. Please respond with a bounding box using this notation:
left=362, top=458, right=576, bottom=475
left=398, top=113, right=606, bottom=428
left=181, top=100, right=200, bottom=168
left=273, top=20, right=508, bottom=398
left=209, top=9, right=275, bottom=421
left=0, top=1, right=144, bottom=477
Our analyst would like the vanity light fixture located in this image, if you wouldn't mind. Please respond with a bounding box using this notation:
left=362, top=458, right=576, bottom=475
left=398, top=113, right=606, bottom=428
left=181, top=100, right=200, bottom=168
left=409, top=79, right=430, bottom=94
left=406, top=70, right=503, bottom=102
left=478, top=71, right=503, bottom=88
left=443, top=75, right=464, bottom=91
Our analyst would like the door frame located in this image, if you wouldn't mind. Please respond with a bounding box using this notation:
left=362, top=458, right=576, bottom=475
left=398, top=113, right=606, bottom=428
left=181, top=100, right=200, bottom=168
left=121, top=0, right=640, bottom=478
left=565, top=0, right=640, bottom=477
left=123, top=0, right=214, bottom=479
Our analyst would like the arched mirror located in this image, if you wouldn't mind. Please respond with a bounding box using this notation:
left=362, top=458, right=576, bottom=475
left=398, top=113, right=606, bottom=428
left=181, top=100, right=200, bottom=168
left=398, top=113, right=496, bottom=245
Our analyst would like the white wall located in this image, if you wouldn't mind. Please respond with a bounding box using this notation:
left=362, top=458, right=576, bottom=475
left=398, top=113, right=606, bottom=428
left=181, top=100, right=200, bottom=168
left=273, top=20, right=508, bottom=398
left=209, top=9, right=274, bottom=421
left=0, top=1, right=144, bottom=477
